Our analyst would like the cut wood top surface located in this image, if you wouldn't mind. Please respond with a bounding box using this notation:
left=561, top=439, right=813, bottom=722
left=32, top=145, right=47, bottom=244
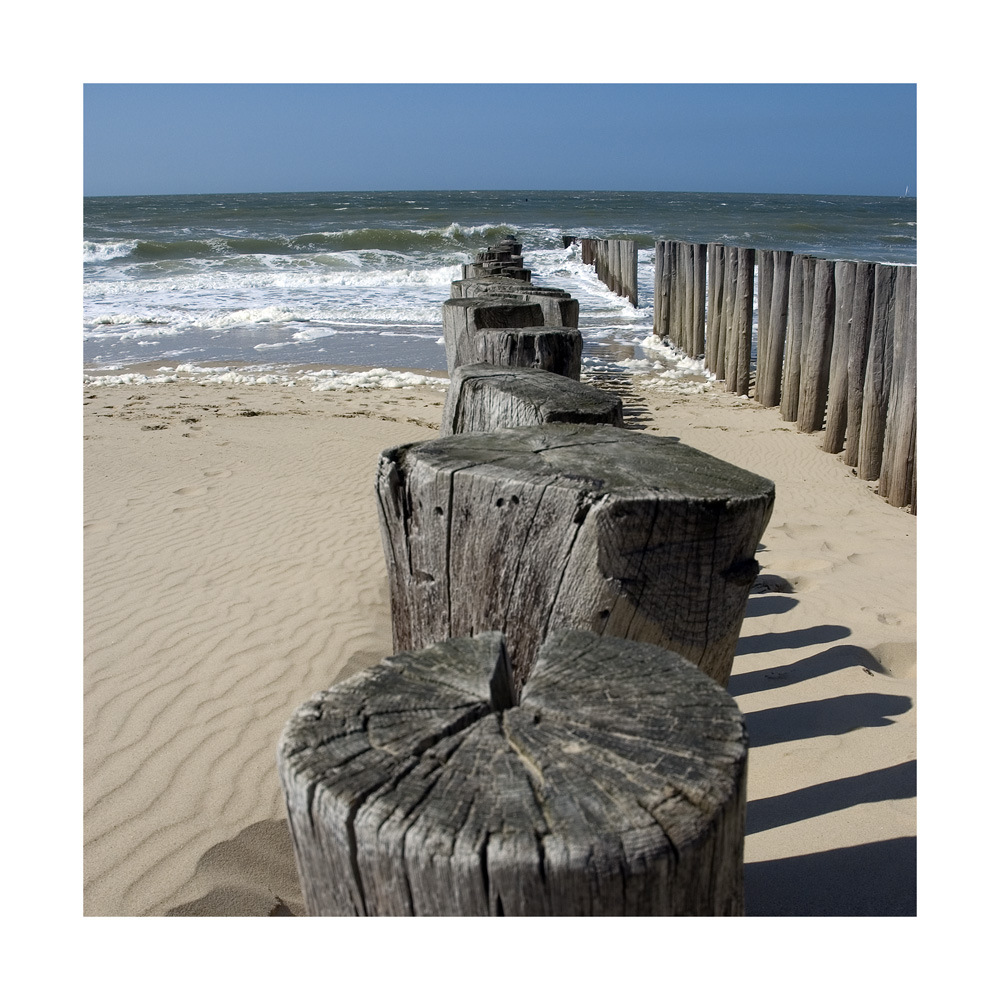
left=385, top=422, right=774, bottom=504
left=279, top=629, right=747, bottom=915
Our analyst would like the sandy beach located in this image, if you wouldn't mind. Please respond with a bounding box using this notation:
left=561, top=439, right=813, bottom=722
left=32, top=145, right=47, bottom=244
left=83, top=363, right=916, bottom=917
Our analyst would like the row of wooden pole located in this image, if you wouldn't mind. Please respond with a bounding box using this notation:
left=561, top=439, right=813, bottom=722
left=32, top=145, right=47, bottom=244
left=653, top=240, right=916, bottom=512
left=580, top=238, right=638, bottom=306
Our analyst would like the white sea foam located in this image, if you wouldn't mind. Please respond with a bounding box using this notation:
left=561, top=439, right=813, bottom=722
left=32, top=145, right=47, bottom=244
left=84, top=364, right=451, bottom=392
left=84, top=240, right=138, bottom=262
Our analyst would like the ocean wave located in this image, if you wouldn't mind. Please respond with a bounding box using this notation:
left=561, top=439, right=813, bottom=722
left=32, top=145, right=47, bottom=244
left=83, top=223, right=518, bottom=265
left=84, top=240, right=139, bottom=262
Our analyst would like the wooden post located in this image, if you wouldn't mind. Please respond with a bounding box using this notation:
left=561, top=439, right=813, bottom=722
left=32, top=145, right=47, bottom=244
left=759, top=250, right=791, bottom=408
left=440, top=364, right=624, bottom=436
left=755, top=249, right=775, bottom=399
left=451, top=276, right=530, bottom=299
left=720, top=245, right=737, bottom=384
left=278, top=628, right=749, bottom=917
left=625, top=239, right=639, bottom=307
left=879, top=266, right=917, bottom=508
left=454, top=326, right=583, bottom=380
left=376, top=422, right=774, bottom=689
left=780, top=255, right=805, bottom=422
left=692, top=242, right=707, bottom=358
left=680, top=242, right=694, bottom=357
left=843, top=261, right=876, bottom=467
left=441, top=297, right=545, bottom=373
left=669, top=241, right=682, bottom=351
left=653, top=241, right=665, bottom=340
left=732, top=248, right=755, bottom=396
left=706, top=243, right=725, bottom=377
left=454, top=284, right=580, bottom=328
left=822, top=261, right=858, bottom=453
left=796, top=257, right=817, bottom=415
left=797, top=257, right=836, bottom=433
left=857, top=264, right=898, bottom=481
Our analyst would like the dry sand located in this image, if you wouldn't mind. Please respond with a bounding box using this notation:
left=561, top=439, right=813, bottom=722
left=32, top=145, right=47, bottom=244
left=83, top=364, right=916, bottom=916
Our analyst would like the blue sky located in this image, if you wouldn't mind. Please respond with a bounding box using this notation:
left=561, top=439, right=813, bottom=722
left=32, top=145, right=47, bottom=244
left=83, top=83, right=915, bottom=198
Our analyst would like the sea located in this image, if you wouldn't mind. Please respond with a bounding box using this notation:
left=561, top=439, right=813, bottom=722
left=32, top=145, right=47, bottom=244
left=83, top=190, right=916, bottom=386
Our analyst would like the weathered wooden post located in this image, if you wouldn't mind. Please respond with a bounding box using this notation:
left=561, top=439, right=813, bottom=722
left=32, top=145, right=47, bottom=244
left=624, top=239, right=639, bottom=307
left=719, top=245, right=737, bottom=383
left=376, top=423, right=774, bottom=690
left=451, top=280, right=580, bottom=328
left=758, top=250, right=791, bottom=407
left=780, top=254, right=806, bottom=422
left=679, top=242, right=693, bottom=357
left=797, top=257, right=836, bottom=433
left=857, top=264, right=898, bottom=481
left=705, top=243, right=725, bottom=377
left=669, top=241, right=683, bottom=352
left=879, top=266, right=916, bottom=508
left=277, top=628, right=749, bottom=916
left=691, top=242, right=707, bottom=358
left=654, top=240, right=666, bottom=339
left=440, top=364, right=624, bottom=436
left=822, top=260, right=858, bottom=453
left=755, top=249, right=775, bottom=399
left=843, top=261, right=876, bottom=467
left=441, top=297, right=543, bottom=373
left=733, top=248, right=755, bottom=396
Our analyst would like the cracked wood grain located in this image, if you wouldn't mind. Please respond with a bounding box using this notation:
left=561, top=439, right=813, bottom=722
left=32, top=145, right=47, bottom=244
left=376, top=423, right=774, bottom=688
left=277, top=629, right=748, bottom=916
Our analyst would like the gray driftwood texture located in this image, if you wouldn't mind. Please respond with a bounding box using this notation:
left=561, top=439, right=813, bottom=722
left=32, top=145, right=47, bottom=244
left=879, top=266, right=916, bottom=508
left=376, top=423, right=774, bottom=689
left=277, top=629, right=748, bottom=916
left=441, top=364, right=624, bottom=436
left=843, top=261, right=876, bottom=467
left=797, top=257, right=836, bottom=433
left=758, top=250, right=791, bottom=407
left=451, top=281, right=580, bottom=328
left=441, top=297, right=543, bottom=373
left=857, top=264, right=898, bottom=481
left=822, top=261, right=858, bottom=453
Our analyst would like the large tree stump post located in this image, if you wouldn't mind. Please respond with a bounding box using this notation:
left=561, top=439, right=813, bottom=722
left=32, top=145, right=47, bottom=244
left=857, top=264, right=898, bottom=481
left=441, top=297, right=544, bottom=373
left=440, top=364, right=625, bottom=436
left=376, top=423, right=774, bottom=689
left=797, top=257, right=837, bottom=433
left=451, top=280, right=580, bottom=328
left=277, top=629, right=749, bottom=916
left=843, top=261, right=876, bottom=467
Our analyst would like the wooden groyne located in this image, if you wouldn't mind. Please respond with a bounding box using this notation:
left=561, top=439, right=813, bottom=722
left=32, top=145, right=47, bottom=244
left=278, top=234, right=771, bottom=916
left=653, top=238, right=916, bottom=512
left=580, top=238, right=638, bottom=306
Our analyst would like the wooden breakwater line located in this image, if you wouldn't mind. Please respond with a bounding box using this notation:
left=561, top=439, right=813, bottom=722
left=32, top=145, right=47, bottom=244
left=651, top=239, right=916, bottom=513
left=277, top=234, right=774, bottom=916
left=580, top=238, right=638, bottom=307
